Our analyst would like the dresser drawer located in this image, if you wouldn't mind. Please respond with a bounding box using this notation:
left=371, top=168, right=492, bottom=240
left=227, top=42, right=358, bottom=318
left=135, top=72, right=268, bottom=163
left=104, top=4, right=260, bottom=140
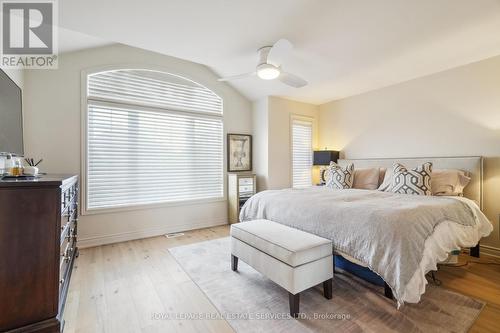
left=59, top=238, right=70, bottom=282
left=61, top=182, right=78, bottom=213
left=61, top=202, right=77, bottom=235
left=59, top=238, right=75, bottom=288
left=239, top=178, right=254, bottom=186
left=61, top=217, right=77, bottom=245
left=239, top=185, right=254, bottom=194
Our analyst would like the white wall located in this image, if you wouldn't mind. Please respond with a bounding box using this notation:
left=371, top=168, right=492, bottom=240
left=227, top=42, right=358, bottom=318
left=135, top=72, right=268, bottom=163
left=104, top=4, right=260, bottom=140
left=23, top=44, right=252, bottom=248
left=252, top=98, right=269, bottom=192
left=252, top=96, right=319, bottom=190
left=319, top=55, right=500, bottom=252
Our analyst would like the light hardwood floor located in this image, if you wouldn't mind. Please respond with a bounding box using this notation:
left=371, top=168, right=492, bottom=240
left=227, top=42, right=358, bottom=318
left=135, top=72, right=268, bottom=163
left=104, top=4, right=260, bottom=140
left=64, top=225, right=500, bottom=333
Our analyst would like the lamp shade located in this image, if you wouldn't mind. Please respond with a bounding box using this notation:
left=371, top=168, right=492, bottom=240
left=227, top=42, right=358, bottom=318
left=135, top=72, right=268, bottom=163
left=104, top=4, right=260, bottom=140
left=313, top=150, right=339, bottom=166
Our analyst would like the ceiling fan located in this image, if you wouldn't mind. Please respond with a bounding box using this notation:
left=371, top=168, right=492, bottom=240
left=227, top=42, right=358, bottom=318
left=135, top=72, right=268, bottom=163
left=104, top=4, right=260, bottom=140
left=218, top=39, right=308, bottom=88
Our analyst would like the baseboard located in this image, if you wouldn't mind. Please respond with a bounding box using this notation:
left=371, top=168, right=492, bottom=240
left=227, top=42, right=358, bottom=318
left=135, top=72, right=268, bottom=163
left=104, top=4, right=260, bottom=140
left=77, top=218, right=228, bottom=248
left=481, top=244, right=500, bottom=258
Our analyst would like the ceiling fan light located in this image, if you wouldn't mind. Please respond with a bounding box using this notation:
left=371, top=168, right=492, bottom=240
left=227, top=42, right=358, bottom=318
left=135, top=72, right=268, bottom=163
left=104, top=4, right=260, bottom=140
left=256, top=64, right=280, bottom=80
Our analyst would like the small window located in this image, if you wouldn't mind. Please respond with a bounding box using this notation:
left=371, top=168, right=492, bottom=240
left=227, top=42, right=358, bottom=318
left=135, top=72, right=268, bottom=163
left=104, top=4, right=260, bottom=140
left=292, top=118, right=313, bottom=188
left=84, top=69, right=223, bottom=212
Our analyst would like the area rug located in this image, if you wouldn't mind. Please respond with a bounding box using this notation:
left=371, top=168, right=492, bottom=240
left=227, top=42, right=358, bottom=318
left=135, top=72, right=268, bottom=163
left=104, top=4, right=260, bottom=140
left=169, top=237, right=484, bottom=333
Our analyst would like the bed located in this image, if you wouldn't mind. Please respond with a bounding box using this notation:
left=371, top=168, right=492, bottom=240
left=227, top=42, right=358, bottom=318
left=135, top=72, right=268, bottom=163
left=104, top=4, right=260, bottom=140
left=239, top=156, right=493, bottom=307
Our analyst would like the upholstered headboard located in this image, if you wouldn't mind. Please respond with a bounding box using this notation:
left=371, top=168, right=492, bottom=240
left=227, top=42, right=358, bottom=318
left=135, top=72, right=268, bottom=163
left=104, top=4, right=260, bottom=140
left=338, top=156, right=483, bottom=209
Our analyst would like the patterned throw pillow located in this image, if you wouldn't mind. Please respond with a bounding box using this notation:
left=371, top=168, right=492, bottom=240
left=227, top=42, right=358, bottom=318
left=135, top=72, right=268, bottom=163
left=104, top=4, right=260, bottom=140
left=390, top=162, right=433, bottom=195
left=325, top=162, right=354, bottom=189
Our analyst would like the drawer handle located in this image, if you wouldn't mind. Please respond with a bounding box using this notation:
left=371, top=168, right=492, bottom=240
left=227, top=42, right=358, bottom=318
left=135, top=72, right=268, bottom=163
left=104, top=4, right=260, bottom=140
left=61, top=250, right=70, bottom=261
left=61, top=245, right=72, bottom=261
left=66, top=229, right=75, bottom=240
left=62, top=249, right=72, bottom=262
left=59, top=278, right=64, bottom=285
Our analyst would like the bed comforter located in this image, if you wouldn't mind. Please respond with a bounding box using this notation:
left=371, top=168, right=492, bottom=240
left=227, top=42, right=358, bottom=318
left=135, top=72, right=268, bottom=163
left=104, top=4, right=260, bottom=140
left=239, top=187, right=492, bottom=306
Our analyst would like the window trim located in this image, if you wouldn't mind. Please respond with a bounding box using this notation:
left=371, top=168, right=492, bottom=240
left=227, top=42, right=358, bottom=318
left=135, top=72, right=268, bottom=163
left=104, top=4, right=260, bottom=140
left=289, top=114, right=317, bottom=188
left=80, top=65, right=226, bottom=215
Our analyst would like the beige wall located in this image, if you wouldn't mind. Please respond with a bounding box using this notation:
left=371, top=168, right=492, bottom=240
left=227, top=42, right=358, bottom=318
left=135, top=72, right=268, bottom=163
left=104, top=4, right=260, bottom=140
left=23, top=44, right=252, bottom=247
left=319, top=55, right=500, bottom=252
left=252, top=96, right=319, bottom=190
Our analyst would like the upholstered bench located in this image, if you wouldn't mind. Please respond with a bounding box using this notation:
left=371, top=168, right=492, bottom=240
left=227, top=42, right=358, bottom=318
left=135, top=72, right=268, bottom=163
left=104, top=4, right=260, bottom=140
left=230, top=219, right=333, bottom=318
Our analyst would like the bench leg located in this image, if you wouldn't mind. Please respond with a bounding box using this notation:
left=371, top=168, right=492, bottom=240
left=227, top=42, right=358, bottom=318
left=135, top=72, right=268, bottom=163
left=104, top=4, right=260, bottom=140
left=384, top=282, right=393, bottom=299
left=333, top=254, right=336, bottom=275
left=323, top=278, right=333, bottom=300
left=288, top=292, right=300, bottom=318
left=470, top=243, right=480, bottom=258
left=231, top=254, right=238, bottom=271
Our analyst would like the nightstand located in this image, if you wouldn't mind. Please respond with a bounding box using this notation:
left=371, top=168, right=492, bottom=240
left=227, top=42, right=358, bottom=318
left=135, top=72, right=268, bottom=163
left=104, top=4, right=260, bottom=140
left=228, top=173, right=256, bottom=224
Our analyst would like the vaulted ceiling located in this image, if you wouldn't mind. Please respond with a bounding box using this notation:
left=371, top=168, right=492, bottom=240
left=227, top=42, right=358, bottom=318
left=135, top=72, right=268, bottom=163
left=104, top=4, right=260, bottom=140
left=58, top=0, right=500, bottom=104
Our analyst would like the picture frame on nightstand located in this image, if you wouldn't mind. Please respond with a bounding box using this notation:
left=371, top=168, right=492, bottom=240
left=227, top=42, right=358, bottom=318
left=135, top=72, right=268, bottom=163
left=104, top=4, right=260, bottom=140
left=227, top=134, right=252, bottom=172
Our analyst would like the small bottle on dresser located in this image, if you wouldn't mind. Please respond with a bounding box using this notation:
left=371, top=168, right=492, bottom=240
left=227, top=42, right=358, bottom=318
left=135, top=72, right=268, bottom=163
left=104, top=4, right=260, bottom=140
left=11, top=158, right=23, bottom=176
left=4, top=154, right=14, bottom=176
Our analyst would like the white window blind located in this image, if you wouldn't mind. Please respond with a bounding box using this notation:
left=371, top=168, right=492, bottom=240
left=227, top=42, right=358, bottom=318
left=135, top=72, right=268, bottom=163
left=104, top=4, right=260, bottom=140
left=292, top=119, right=313, bottom=188
left=85, top=69, right=223, bottom=211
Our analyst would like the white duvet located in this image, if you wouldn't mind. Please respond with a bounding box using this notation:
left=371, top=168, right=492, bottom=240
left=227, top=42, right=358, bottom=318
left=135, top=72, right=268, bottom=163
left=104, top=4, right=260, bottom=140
left=240, top=188, right=493, bottom=306
left=403, top=197, right=492, bottom=303
left=338, top=196, right=492, bottom=304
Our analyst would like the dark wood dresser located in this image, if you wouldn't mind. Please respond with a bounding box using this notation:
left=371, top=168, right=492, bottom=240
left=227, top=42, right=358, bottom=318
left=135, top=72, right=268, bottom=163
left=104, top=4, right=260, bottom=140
left=0, top=175, right=78, bottom=332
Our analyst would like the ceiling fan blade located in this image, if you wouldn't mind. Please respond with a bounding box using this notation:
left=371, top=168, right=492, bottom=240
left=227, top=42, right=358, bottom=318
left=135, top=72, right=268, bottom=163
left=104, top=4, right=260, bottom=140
left=267, top=38, right=293, bottom=67
left=279, top=72, right=308, bottom=88
left=218, top=72, right=256, bottom=82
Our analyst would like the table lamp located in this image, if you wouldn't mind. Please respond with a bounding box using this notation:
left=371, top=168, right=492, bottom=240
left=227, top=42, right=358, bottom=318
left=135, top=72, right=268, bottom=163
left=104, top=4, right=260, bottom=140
left=313, top=150, right=339, bottom=184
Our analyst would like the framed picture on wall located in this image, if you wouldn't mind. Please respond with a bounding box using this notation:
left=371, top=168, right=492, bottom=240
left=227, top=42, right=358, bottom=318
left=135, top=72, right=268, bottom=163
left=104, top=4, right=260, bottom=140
left=227, top=134, right=252, bottom=172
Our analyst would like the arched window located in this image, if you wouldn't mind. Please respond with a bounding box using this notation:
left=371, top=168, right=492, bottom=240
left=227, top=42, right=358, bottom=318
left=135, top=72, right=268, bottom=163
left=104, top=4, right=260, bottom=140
left=83, top=69, right=223, bottom=212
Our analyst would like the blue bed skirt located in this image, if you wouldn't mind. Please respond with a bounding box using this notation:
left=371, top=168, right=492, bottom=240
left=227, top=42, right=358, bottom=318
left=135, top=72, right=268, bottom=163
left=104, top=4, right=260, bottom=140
left=335, top=255, right=384, bottom=286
